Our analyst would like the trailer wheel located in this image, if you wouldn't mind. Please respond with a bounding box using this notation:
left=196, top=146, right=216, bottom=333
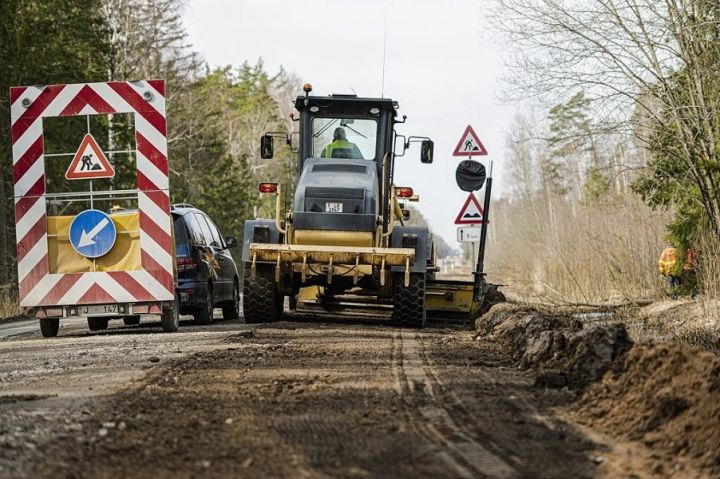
left=194, top=286, right=214, bottom=325
left=222, top=281, right=240, bottom=320
left=87, top=317, right=109, bottom=331
left=243, top=263, right=282, bottom=323
left=123, top=315, right=141, bottom=326
left=161, top=293, right=180, bottom=332
left=39, top=318, right=59, bottom=338
left=392, top=273, right=426, bottom=328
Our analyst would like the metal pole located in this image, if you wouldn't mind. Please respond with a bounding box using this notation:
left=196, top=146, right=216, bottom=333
left=476, top=177, right=492, bottom=275
left=471, top=241, right=477, bottom=273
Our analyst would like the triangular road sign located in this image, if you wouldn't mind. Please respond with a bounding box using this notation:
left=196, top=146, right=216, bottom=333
left=455, top=192, right=485, bottom=225
left=452, top=125, right=488, bottom=157
left=66, top=134, right=115, bottom=180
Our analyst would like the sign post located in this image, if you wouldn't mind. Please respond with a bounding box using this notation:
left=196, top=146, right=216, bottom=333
left=452, top=125, right=492, bottom=290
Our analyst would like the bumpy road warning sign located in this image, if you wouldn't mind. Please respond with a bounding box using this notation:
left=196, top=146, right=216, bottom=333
left=452, top=125, right=488, bottom=157
left=455, top=192, right=485, bottom=225
left=66, top=134, right=115, bottom=179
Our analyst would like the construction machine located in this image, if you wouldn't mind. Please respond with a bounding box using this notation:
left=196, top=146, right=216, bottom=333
left=241, top=84, right=500, bottom=326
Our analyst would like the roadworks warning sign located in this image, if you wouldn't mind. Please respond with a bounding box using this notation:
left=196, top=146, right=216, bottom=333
left=65, top=134, right=115, bottom=180
left=452, top=125, right=488, bottom=157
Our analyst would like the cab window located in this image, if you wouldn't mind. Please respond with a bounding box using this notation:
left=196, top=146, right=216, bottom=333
left=312, top=118, right=377, bottom=160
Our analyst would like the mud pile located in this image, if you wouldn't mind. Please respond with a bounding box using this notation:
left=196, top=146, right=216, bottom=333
left=577, top=344, right=720, bottom=472
left=475, top=304, right=632, bottom=388
left=477, top=304, right=720, bottom=473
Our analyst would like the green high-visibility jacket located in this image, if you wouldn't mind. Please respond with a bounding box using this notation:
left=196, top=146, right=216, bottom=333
left=321, top=140, right=363, bottom=159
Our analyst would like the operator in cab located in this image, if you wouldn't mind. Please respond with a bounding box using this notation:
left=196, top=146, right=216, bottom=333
left=321, top=127, right=364, bottom=159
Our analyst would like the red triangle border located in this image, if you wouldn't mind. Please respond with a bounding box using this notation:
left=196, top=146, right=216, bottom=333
left=65, top=134, right=115, bottom=180
left=455, top=192, right=486, bottom=225
left=452, top=125, right=488, bottom=157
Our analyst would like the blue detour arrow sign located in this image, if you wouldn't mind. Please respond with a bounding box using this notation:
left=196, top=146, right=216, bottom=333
left=69, top=209, right=117, bottom=258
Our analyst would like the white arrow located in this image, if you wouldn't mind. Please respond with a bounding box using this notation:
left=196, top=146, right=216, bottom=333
left=78, top=218, right=110, bottom=248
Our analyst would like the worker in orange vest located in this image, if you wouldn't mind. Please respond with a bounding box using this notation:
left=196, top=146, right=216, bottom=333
left=659, top=240, right=681, bottom=299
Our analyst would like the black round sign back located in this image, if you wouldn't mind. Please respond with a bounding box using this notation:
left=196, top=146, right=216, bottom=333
left=455, top=160, right=486, bottom=192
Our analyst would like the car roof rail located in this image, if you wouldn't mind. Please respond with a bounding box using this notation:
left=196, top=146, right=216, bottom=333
left=171, top=203, right=196, bottom=210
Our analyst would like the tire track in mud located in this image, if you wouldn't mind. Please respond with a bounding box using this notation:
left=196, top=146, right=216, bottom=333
left=393, top=331, right=518, bottom=479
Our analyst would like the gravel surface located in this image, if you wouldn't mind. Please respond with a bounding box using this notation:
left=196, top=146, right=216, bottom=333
left=0, top=310, right=697, bottom=478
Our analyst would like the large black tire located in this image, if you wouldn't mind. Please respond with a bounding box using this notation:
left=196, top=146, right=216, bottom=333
left=87, top=317, right=109, bottom=331
left=123, top=315, right=141, bottom=326
left=193, top=285, right=214, bottom=325
left=161, top=294, right=180, bottom=332
left=39, top=317, right=59, bottom=338
left=392, top=273, right=426, bottom=327
left=222, top=281, right=240, bottom=320
left=243, top=263, right=282, bottom=324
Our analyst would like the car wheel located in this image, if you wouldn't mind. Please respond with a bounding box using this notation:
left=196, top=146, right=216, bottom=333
left=222, top=282, right=240, bottom=320
left=193, top=286, right=214, bottom=325
left=87, top=317, right=109, bottom=331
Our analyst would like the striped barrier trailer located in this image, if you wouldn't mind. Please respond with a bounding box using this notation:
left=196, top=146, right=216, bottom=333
left=10, top=80, right=179, bottom=337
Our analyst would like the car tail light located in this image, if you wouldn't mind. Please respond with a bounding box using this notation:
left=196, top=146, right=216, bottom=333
left=396, top=187, right=414, bottom=198
left=176, top=256, right=197, bottom=271
left=258, top=182, right=278, bottom=193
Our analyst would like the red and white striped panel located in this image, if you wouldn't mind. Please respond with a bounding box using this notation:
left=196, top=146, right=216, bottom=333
left=10, top=80, right=174, bottom=307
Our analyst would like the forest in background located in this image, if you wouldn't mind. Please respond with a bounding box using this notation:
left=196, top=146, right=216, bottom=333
left=487, top=0, right=720, bottom=304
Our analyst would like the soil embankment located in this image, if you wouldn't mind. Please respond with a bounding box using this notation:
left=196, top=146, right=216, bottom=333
left=477, top=304, right=720, bottom=477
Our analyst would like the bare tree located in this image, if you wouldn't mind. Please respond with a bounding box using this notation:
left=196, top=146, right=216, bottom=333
left=496, top=0, right=720, bottom=232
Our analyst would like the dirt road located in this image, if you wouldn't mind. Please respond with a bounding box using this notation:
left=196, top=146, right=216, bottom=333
left=0, top=312, right=676, bottom=478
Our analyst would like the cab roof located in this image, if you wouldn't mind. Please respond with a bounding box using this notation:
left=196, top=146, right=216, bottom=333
left=295, top=95, right=398, bottom=117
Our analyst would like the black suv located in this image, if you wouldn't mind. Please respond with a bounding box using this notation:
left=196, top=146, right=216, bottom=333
left=172, top=204, right=239, bottom=324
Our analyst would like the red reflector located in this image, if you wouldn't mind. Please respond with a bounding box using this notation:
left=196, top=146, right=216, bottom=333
left=133, top=304, right=150, bottom=314
left=259, top=182, right=278, bottom=193
left=396, top=187, right=413, bottom=198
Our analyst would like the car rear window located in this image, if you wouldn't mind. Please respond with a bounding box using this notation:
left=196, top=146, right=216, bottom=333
left=173, top=215, right=191, bottom=257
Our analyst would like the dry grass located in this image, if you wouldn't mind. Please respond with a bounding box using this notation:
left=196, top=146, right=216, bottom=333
left=486, top=195, right=671, bottom=304
left=610, top=300, right=720, bottom=354
left=0, top=288, right=23, bottom=320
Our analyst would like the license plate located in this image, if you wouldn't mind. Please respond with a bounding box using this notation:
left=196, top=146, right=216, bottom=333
left=79, top=304, right=118, bottom=316
left=325, top=202, right=343, bottom=213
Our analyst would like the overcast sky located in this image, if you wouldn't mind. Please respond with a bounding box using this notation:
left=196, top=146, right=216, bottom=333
left=183, top=0, right=516, bottom=246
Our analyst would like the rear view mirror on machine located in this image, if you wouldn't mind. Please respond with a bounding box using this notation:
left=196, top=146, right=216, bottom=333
left=421, top=140, right=434, bottom=164
left=224, top=236, right=238, bottom=248
left=260, top=135, right=274, bottom=159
